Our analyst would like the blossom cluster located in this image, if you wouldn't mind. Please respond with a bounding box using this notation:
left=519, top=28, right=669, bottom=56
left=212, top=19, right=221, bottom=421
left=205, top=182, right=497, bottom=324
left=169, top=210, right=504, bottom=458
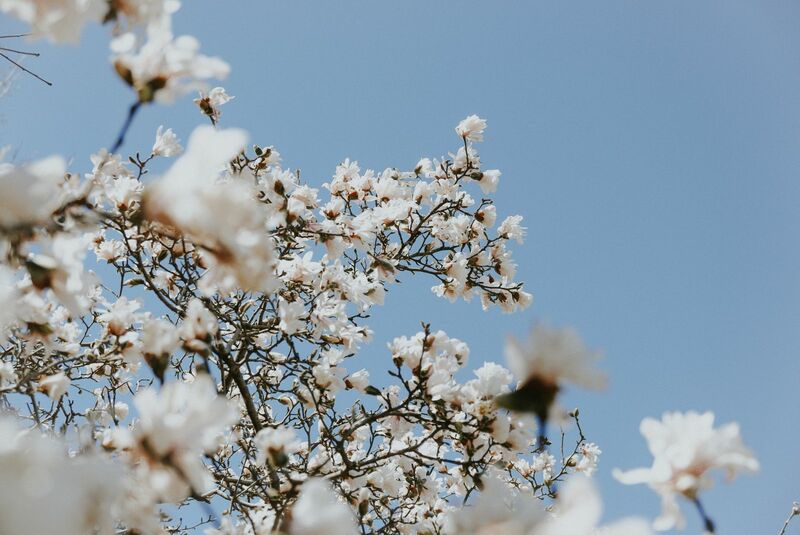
left=0, top=2, right=769, bottom=535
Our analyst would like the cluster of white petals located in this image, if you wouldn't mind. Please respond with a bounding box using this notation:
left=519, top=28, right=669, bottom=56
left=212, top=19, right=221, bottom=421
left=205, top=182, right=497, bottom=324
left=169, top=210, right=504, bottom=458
left=446, top=471, right=653, bottom=535
left=0, top=2, right=770, bottom=532
left=614, top=411, right=759, bottom=531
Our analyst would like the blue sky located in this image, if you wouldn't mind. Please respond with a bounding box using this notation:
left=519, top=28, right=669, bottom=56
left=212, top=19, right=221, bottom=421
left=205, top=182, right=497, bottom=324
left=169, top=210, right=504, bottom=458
left=3, top=1, right=800, bottom=532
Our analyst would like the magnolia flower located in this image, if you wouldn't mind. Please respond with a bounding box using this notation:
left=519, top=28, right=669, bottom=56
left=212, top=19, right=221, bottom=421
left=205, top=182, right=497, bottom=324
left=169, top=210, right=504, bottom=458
left=497, top=324, right=605, bottom=421
left=540, top=477, right=653, bottom=535
left=498, top=215, right=526, bottom=244
left=0, top=0, right=106, bottom=43
left=144, top=125, right=278, bottom=293
left=116, top=375, right=238, bottom=501
left=278, top=297, right=306, bottom=334
left=0, top=155, right=66, bottom=230
left=98, top=296, right=142, bottom=336
left=26, top=233, right=95, bottom=316
left=345, top=368, right=370, bottom=392
left=290, top=478, right=356, bottom=535
left=111, top=22, right=229, bottom=103
left=455, top=115, right=488, bottom=142
left=254, top=426, right=301, bottom=466
left=179, top=298, right=218, bottom=352
left=194, top=86, right=234, bottom=124
left=39, top=372, right=70, bottom=400
left=152, top=125, right=183, bottom=157
left=614, top=411, right=759, bottom=531
left=104, top=0, right=181, bottom=28
left=446, top=471, right=651, bottom=535
left=0, top=418, right=122, bottom=535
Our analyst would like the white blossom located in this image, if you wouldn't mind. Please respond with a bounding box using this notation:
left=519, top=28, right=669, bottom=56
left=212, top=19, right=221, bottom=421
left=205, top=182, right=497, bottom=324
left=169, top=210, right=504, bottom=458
left=455, top=114, right=488, bottom=142
left=614, top=411, right=759, bottom=531
left=152, top=125, right=183, bottom=157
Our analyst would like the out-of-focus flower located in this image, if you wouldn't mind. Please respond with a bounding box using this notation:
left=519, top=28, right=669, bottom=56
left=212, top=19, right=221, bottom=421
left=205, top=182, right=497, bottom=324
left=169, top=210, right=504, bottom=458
left=496, top=324, right=605, bottom=421
left=0, top=417, right=122, bottom=535
left=143, top=125, right=277, bottom=293
left=111, top=22, right=229, bottom=103
left=614, top=411, right=759, bottom=531
left=114, top=375, right=238, bottom=502
left=254, top=426, right=301, bottom=467
left=38, top=372, right=70, bottom=400
left=446, top=471, right=651, bottom=535
left=0, top=0, right=106, bottom=43
left=0, top=155, right=66, bottom=230
left=290, top=478, right=356, bottom=535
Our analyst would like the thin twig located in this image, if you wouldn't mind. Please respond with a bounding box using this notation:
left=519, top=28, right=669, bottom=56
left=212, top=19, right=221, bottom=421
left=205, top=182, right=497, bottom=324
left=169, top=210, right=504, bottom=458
left=0, top=51, right=51, bottom=85
left=0, top=46, right=39, bottom=56
left=110, top=101, right=142, bottom=154
left=779, top=502, right=799, bottom=535
left=692, top=497, right=715, bottom=533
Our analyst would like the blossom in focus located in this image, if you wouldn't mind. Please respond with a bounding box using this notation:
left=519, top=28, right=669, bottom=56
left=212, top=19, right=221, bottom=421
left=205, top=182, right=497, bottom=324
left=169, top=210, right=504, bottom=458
left=151, top=125, right=183, bottom=157
left=455, top=114, right=488, bottom=142
left=194, top=86, right=234, bottom=125
left=613, top=411, right=759, bottom=531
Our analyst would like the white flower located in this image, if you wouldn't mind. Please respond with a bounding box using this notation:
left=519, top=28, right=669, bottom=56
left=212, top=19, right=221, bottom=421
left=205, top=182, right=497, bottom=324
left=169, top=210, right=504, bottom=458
left=142, top=317, right=179, bottom=357
left=498, top=215, right=526, bottom=244
left=291, top=478, right=356, bottom=535
left=119, top=375, right=238, bottom=501
left=98, top=297, right=142, bottom=336
left=613, top=411, right=759, bottom=531
left=26, top=233, right=95, bottom=316
left=0, top=418, right=122, bottom=535
left=0, top=362, right=17, bottom=387
left=0, top=0, right=107, bottom=43
left=445, top=470, right=546, bottom=535
left=0, top=155, right=66, bottom=230
left=455, top=115, right=487, bottom=142
left=144, top=126, right=277, bottom=293
left=278, top=297, right=306, bottom=334
left=345, top=369, right=370, bottom=392
left=194, top=86, right=234, bottom=124
left=575, top=442, right=602, bottom=476
left=39, top=372, right=70, bottom=400
left=0, top=267, right=19, bottom=344
left=152, top=125, right=183, bottom=157
left=506, top=323, right=606, bottom=391
left=475, top=169, right=501, bottom=194
left=180, top=298, right=218, bottom=342
left=539, top=477, right=652, bottom=535
left=254, top=426, right=301, bottom=466
left=446, top=471, right=651, bottom=535
left=112, top=23, right=229, bottom=103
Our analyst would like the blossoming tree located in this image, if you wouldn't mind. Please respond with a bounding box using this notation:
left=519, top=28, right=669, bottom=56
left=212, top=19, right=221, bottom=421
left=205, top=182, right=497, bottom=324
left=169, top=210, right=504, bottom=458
left=0, top=2, right=780, bottom=534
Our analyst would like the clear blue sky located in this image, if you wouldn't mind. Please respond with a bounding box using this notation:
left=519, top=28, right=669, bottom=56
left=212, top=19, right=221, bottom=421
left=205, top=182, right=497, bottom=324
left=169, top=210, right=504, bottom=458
left=3, top=1, right=800, bottom=532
